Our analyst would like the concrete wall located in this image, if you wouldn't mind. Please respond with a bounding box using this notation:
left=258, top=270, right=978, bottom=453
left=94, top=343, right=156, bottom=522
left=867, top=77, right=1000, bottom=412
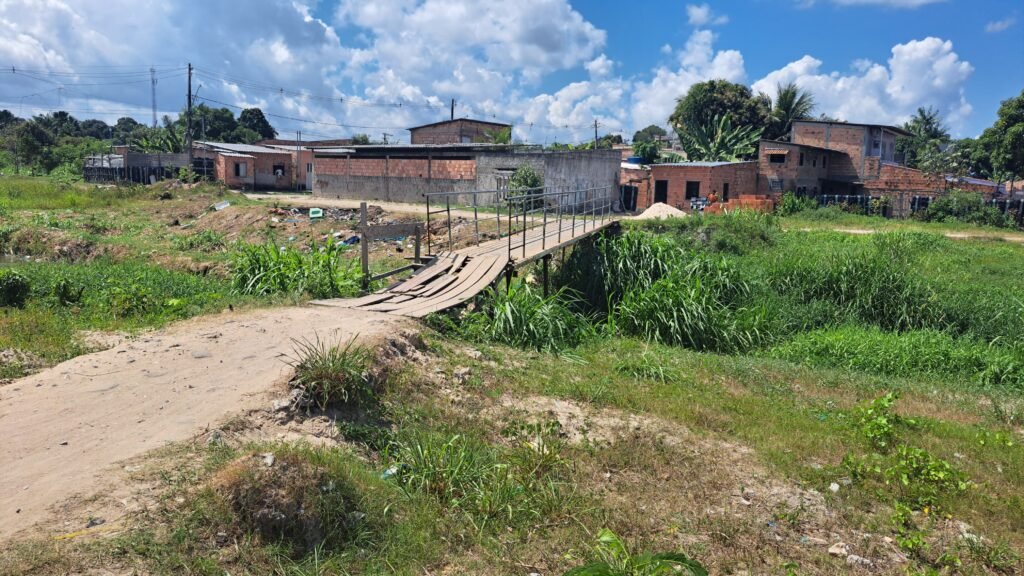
left=312, top=148, right=620, bottom=205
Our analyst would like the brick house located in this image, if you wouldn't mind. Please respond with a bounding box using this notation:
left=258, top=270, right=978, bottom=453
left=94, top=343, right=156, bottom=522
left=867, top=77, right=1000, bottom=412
left=195, top=141, right=305, bottom=191
left=631, top=161, right=758, bottom=211
left=408, top=119, right=512, bottom=145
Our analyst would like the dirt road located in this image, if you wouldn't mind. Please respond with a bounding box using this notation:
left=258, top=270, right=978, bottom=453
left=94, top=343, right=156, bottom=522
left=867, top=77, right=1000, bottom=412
left=245, top=193, right=482, bottom=221
left=0, top=306, right=404, bottom=540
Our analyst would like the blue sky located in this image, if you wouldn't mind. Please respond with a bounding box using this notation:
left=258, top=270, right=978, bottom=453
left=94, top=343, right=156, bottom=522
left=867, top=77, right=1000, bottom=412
left=1, top=0, right=1020, bottom=142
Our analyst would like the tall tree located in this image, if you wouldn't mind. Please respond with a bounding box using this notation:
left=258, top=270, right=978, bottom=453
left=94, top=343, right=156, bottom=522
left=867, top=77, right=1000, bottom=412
left=0, top=110, right=22, bottom=132
left=981, top=90, right=1024, bottom=182
left=670, top=80, right=769, bottom=138
left=112, top=117, right=142, bottom=144
left=351, top=133, right=371, bottom=145
left=238, top=108, right=277, bottom=140
left=632, top=124, right=667, bottom=144
left=79, top=119, right=111, bottom=140
left=183, top=104, right=237, bottom=141
left=13, top=121, right=55, bottom=168
left=760, top=82, right=815, bottom=141
left=896, top=106, right=950, bottom=168
left=33, top=111, right=80, bottom=138
left=679, top=114, right=762, bottom=162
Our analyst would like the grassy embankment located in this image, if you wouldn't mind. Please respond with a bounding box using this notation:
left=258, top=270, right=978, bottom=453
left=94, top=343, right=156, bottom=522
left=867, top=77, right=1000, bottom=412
left=5, top=209, right=1022, bottom=575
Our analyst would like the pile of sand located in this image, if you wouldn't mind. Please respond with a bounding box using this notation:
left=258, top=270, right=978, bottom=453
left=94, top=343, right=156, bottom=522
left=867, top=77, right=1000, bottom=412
left=634, top=202, right=686, bottom=220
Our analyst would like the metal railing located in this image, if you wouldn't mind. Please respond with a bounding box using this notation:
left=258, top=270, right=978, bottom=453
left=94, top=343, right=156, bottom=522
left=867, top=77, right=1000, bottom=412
left=424, top=184, right=618, bottom=261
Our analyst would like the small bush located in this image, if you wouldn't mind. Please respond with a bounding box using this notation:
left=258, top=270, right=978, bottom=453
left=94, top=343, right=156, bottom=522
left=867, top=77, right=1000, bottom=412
left=0, top=269, right=31, bottom=307
left=461, top=281, right=595, bottom=352
left=288, top=335, right=372, bottom=409
left=921, top=190, right=1011, bottom=228
left=855, top=392, right=912, bottom=453
left=884, top=446, right=969, bottom=511
left=776, top=191, right=817, bottom=216
left=105, top=281, right=154, bottom=318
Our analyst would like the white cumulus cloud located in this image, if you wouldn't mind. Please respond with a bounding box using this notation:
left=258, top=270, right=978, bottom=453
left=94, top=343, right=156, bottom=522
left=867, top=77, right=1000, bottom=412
left=752, top=37, right=974, bottom=133
left=686, top=3, right=729, bottom=26
left=985, top=17, right=1016, bottom=33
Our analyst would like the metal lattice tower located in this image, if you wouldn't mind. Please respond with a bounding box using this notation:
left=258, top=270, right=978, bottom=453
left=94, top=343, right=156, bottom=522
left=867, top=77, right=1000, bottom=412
left=150, top=67, right=158, bottom=128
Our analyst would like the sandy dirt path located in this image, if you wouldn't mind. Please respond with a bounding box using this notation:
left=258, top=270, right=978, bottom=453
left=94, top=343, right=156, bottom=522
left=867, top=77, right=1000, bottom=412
left=0, top=306, right=404, bottom=540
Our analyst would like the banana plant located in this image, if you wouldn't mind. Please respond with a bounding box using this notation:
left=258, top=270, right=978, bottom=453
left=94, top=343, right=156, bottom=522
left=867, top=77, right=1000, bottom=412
left=678, top=113, right=762, bottom=162
left=564, top=529, right=707, bottom=576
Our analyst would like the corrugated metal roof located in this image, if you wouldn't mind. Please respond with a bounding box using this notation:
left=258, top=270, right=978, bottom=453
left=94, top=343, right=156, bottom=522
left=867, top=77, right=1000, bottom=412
left=656, top=161, right=756, bottom=167
left=219, top=152, right=255, bottom=158
left=196, top=141, right=291, bottom=155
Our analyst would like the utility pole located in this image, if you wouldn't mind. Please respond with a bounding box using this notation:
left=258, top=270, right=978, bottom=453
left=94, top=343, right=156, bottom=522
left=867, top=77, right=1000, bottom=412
left=150, top=67, right=158, bottom=128
left=295, top=130, right=301, bottom=193
left=382, top=132, right=391, bottom=144
left=186, top=63, right=193, bottom=176
left=593, top=119, right=598, bottom=150
left=450, top=98, right=455, bottom=121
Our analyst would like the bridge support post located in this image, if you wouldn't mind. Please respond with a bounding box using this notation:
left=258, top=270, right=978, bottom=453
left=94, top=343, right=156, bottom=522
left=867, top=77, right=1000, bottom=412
left=542, top=254, right=551, bottom=297
left=505, top=265, right=514, bottom=293
left=360, top=202, right=370, bottom=293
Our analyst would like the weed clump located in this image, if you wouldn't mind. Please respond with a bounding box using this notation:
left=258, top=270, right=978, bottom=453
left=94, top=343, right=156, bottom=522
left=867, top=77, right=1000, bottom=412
left=0, top=269, right=31, bottom=307
left=288, top=336, right=373, bottom=410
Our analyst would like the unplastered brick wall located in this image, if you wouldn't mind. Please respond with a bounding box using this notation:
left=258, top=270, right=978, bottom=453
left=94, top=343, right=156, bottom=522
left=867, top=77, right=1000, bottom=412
left=650, top=163, right=756, bottom=210
left=793, top=122, right=865, bottom=180
left=314, top=156, right=475, bottom=180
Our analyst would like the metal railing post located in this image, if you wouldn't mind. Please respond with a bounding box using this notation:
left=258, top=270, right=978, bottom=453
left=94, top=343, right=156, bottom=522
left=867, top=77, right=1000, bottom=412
left=557, top=188, right=563, bottom=245
left=473, top=192, right=480, bottom=246
left=426, top=194, right=432, bottom=255
left=522, top=195, right=528, bottom=259
left=446, top=195, right=453, bottom=251
left=496, top=191, right=502, bottom=240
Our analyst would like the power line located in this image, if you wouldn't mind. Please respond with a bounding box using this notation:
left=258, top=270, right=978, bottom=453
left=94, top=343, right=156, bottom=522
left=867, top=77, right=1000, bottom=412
left=194, top=95, right=411, bottom=131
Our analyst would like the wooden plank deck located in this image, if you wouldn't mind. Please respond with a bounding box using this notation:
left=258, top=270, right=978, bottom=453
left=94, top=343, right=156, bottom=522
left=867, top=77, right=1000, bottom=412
left=311, top=218, right=616, bottom=318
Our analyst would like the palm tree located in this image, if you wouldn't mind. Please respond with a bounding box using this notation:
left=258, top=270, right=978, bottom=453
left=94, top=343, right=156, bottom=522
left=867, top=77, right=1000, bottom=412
left=898, top=106, right=950, bottom=168
left=678, top=114, right=762, bottom=162
left=760, top=82, right=815, bottom=141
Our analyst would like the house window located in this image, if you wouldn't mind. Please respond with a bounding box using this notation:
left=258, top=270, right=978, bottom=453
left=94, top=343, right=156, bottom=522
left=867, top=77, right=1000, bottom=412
left=306, top=163, right=313, bottom=173
left=812, top=156, right=817, bottom=168
left=685, top=181, right=700, bottom=200
left=722, top=182, right=730, bottom=202
left=273, top=164, right=286, bottom=176
left=823, top=156, right=828, bottom=168
left=768, top=154, right=786, bottom=164
left=234, top=162, right=247, bottom=177
left=799, top=153, right=804, bottom=166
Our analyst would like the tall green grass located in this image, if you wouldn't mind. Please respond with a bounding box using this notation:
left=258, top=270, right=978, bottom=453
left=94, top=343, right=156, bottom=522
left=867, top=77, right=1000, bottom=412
left=231, top=241, right=362, bottom=299
left=769, top=326, right=1024, bottom=391
left=0, top=176, right=151, bottom=210
left=460, top=281, right=595, bottom=352
left=628, top=210, right=779, bottom=255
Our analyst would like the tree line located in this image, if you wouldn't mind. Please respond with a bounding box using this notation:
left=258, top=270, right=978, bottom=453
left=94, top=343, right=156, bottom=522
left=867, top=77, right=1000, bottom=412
left=0, top=105, right=279, bottom=175
left=629, top=80, right=1024, bottom=186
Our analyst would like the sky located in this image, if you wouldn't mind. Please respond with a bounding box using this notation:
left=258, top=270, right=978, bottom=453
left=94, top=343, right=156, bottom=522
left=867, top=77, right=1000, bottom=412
left=0, top=0, right=1021, bottom=144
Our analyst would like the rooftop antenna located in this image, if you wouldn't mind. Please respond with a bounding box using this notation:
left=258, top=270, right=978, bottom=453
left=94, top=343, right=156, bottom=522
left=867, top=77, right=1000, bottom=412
left=150, top=66, right=158, bottom=128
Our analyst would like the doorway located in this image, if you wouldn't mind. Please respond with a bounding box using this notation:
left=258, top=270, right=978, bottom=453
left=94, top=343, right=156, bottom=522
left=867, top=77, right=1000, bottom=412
left=654, top=180, right=668, bottom=204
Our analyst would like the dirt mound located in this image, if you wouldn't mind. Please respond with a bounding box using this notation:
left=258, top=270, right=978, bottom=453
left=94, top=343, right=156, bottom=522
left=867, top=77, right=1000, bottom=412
left=212, top=451, right=353, bottom=551
left=634, top=202, right=686, bottom=220
left=0, top=348, right=45, bottom=378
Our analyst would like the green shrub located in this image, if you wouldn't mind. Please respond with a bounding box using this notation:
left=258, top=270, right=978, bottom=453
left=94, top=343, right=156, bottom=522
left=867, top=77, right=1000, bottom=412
left=855, top=392, right=914, bottom=453
left=630, top=210, right=779, bottom=255
left=231, top=241, right=362, bottom=299
left=461, top=281, right=595, bottom=352
left=921, top=190, right=1010, bottom=228
left=287, top=336, right=372, bottom=409
left=884, top=445, right=969, bottom=511
left=776, top=191, right=817, bottom=216
left=105, top=280, right=154, bottom=318
left=0, top=269, right=31, bottom=307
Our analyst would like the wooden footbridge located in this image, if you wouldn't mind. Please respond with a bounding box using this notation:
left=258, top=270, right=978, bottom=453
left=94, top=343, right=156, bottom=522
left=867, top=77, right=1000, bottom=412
left=312, top=186, right=619, bottom=317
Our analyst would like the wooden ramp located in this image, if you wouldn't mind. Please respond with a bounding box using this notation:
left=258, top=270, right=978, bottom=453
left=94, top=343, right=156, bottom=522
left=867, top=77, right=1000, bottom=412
left=313, top=219, right=615, bottom=318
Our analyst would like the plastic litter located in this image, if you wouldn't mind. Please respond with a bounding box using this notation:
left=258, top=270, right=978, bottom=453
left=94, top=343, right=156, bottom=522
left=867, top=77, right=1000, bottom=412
left=309, top=207, right=324, bottom=220
left=343, top=235, right=360, bottom=245
left=213, top=201, right=230, bottom=211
